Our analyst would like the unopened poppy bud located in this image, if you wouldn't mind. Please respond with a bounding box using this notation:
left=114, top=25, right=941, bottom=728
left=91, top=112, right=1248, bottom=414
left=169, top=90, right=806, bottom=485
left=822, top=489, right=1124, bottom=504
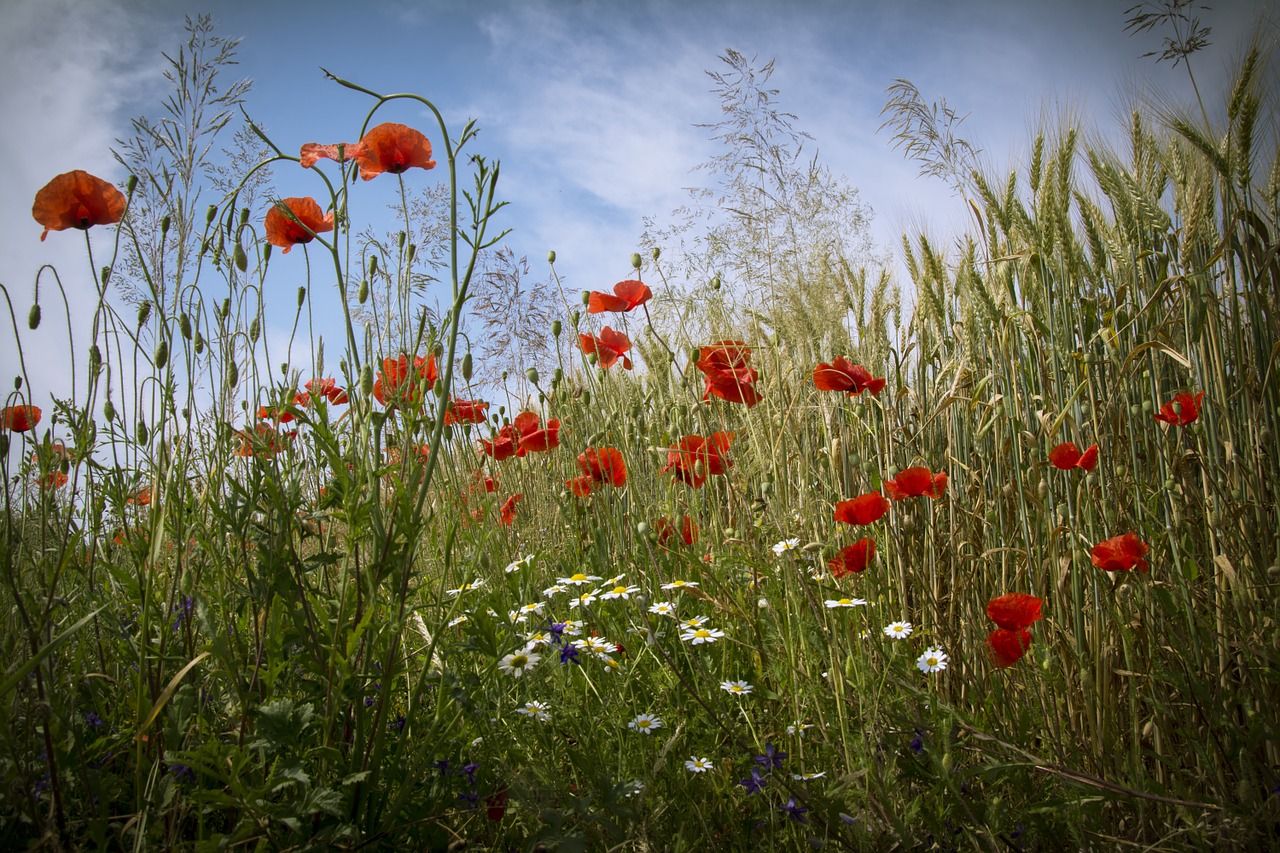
left=179, top=313, right=191, bottom=339
left=651, top=247, right=660, bottom=260
left=538, top=391, right=546, bottom=405
left=570, top=311, right=580, bottom=327
left=630, top=253, right=642, bottom=269
left=434, top=377, right=446, bottom=398
left=226, top=361, right=239, bottom=388
left=1037, top=480, right=1048, bottom=499
left=239, top=208, right=250, bottom=227
left=367, top=256, right=378, bottom=276
left=581, top=389, right=590, bottom=406
left=586, top=352, right=597, bottom=366
left=249, top=318, right=260, bottom=343
left=596, top=368, right=607, bottom=383
left=154, top=339, right=168, bottom=367
left=89, top=344, right=101, bottom=374
left=101, top=266, right=111, bottom=287
left=194, top=333, right=204, bottom=355
left=693, top=460, right=706, bottom=480
left=526, top=367, right=539, bottom=385
left=262, top=243, right=272, bottom=263
left=206, top=204, right=218, bottom=225
left=297, top=286, right=306, bottom=308
left=360, top=365, right=374, bottom=396
left=398, top=231, right=407, bottom=249
left=461, top=352, right=474, bottom=381
left=137, top=300, right=152, bottom=328
left=28, top=304, right=40, bottom=330
left=103, top=400, right=115, bottom=422
left=126, top=175, right=138, bottom=194
left=234, top=241, right=248, bottom=272
left=552, top=367, right=563, bottom=385
left=181, top=407, right=189, bottom=420
left=636, top=521, right=650, bottom=537
left=547, top=250, right=556, bottom=264
left=711, top=276, right=721, bottom=290
left=137, top=420, right=148, bottom=444
left=581, top=290, right=591, bottom=306
left=160, top=215, right=171, bottom=237
left=551, top=320, right=562, bottom=337
left=358, top=280, right=370, bottom=303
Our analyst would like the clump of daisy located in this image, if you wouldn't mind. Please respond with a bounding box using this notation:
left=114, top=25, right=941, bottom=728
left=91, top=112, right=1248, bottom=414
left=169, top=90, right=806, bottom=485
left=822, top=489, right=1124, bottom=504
left=516, top=700, right=550, bottom=721
left=685, top=756, right=714, bottom=773
left=772, top=538, right=801, bottom=557
left=628, top=713, right=663, bottom=734
left=498, top=650, right=541, bottom=677
left=916, top=647, right=948, bottom=673
left=884, top=621, right=913, bottom=640
left=680, top=625, right=725, bottom=645
left=720, top=680, right=753, bottom=696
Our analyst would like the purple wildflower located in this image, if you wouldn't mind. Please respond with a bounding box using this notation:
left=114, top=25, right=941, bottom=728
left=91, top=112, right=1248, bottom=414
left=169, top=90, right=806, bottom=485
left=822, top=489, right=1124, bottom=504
left=781, top=797, right=808, bottom=823
left=739, top=767, right=767, bottom=794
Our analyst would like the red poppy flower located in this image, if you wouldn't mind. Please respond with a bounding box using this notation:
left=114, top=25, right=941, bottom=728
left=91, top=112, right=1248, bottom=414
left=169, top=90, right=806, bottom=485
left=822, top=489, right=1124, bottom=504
left=1091, top=532, right=1150, bottom=573
left=662, top=432, right=734, bottom=488
left=833, top=493, right=891, bottom=526
left=884, top=466, right=947, bottom=500
left=234, top=423, right=294, bottom=458
left=695, top=341, right=751, bottom=373
left=469, top=469, right=497, bottom=493
left=566, top=474, right=595, bottom=497
left=702, top=366, right=762, bottom=407
left=1049, top=442, right=1099, bottom=472
left=577, top=446, right=626, bottom=487
left=264, top=197, right=334, bottom=254
left=586, top=280, right=652, bottom=314
left=257, top=404, right=297, bottom=423
left=373, top=354, right=438, bottom=408
left=499, top=493, right=523, bottom=526
left=813, top=357, right=886, bottom=397
left=987, top=628, right=1033, bottom=668
left=300, top=122, right=436, bottom=181
left=1, top=405, right=42, bottom=432
left=986, top=592, right=1043, bottom=631
left=127, top=487, right=153, bottom=506
left=296, top=377, right=349, bottom=407
left=655, top=515, right=699, bottom=546
left=579, top=326, right=633, bottom=370
left=32, top=170, right=127, bottom=241
left=445, top=399, right=489, bottom=425
left=486, top=787, right=508, bottom=821
left=478, top=423, right=519, bottom=461
left=512, top=411, right=560, bottom=455
left=1153, top=390, right=1205, bottom=427
left=38, top=470, right=68, bottom=490
left=829, top=537, right=876, bottom=577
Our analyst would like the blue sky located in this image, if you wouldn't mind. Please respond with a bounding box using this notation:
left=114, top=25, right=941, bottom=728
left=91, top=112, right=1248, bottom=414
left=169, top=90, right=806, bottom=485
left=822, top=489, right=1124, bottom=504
left=0, top=0, right=1271, bottom=411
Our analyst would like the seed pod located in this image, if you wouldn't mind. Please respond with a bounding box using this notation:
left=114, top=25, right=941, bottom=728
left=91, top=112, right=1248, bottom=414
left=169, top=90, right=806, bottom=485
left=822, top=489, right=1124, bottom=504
left=581, top=389, right=590, bottom=406
left=570, top=310, right=580, bottom=327
left=630, top=253, right=642, bottom=269
left=551, top=319, right=562, bottom=338
left=397, top=231, right=407, bottom=249
left=461, top=352, right=473, bottom=381
left=651, top=247, right=660, bottom=260
left=137, top=300, right=152, bottom=328
left=297, top=286, right=306, bottom=308
left=179, top=313, right=192, bottom=339
left=28, top=304, right=40, bottom=330
left=360, top=364, right=374, bottom=396
left=526, top=367, right=539, bottom=385
left=636, top=521, right=650, bottom=537
left=103, top=399, right=115, bottom=422
left=154, top=339, right=168, bottom=367
left=358, top=280, right=369, bottom=303
left=552, top=367, right=563, bottom=386
left=547, top=250, right=556, bottom=264
left=711, top=276, right=721, bottom=291
left=233, top=241, right=248, bottom=272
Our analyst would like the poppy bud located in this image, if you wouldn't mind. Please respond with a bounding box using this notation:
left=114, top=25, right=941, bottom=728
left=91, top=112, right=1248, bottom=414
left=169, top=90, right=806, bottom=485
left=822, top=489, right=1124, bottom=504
left=547, top=250, right=556, bottom=264
left=526, top=367, right=539, bottom=385
left=239, top=208, right=250, bottom=227
left=154, top=339, right=168, bottom=367
left=137, top=420, right=148, bottom=444
left=498, top=405, right=506, bottom=416
left=581, top=390, right=590, bottom=406
left=297, top=287, right=306, bottom=309
left=570, top=311, right=580, bottom=327
left=160, top=215, right=171, bottom=238
left=366, top=256, right=378, bottom=277
left=636, top=521, right=650, bottom=537
left=596, top=368, right=607, bottom=383
left=206, top=204, right=218, bottom=225
left=179, top=313, right=192, bottom=339
left=551, top=320, right=562, bottom=338
left=262, top=243, right=272, bottom=263
left=398, top=231, right=407, bottom=249
left=137, top=301, right=152, bottom=328
left=226, top=361, right=239, bottom=388
left=586, top=352, right=598, bottom=366
left=358, top=280, right=370, bottom=304
left=102, top=266, right=111, bottom=287
left=651, top=247, right=660, bottom=260
left=234, top=242, right=248, bottom=272
left=552, top=367, right=563, bottom=386
left=127, top=175, right=138, bottom=194
left=1037, top=480, right=1048, bottom=499
left=711, top=276, right=721, bottom=290
left=249, top=318, right=260, bottom=343
left=407, top=244, right=417, bottom=263
left=103, top=400, right=115, bottom=423
left=360, top=365, right=374, bottom=397
left=581, top=291, right=590, bottom=306
left=28, top=304, right=40, bottom=330
left=89, top=344, right=101, bottom=375
left=0, top=435, right=6, bottom=456
left=630, top=253, right=642, bottom=269
left=194, top=333, right=204, bottom=355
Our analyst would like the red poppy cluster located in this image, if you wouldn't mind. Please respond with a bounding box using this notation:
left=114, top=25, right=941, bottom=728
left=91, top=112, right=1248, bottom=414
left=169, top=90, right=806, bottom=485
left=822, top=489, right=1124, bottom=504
left=661, top=432, right=734, bottom=488
left=587, top=280, right=652, bottom=314
left=234, top=423, right=295, bottom=458
left=374, top=354, right=438, bottom=409
left=884, top=466, right=948, bottom=501
left=696, top=341, right=762, bottom=407
left=1153, top=390, right=1205, bottom=427
left=444, top=399, right=489, bottom=425
left=829, top=537, right=875, bottom=578
left=296, top=378, right=350, bottom=408
left=567, top=447, right=627, bottom=497
left=655, top=515, right=699, bottom=547
left=579, top=327, right=633, bottom=370
left=985, top=592, right=1043, bottom=667
left=1049, top=442, right=1099, bottom=472
left=301, top=122, right=436, bottom=181
left=813, top=357, right=886, bottom=397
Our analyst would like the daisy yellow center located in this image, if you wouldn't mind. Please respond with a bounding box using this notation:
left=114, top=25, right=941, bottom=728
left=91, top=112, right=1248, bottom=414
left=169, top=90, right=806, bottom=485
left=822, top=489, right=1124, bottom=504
left=510, top=655, right=529, bottom=667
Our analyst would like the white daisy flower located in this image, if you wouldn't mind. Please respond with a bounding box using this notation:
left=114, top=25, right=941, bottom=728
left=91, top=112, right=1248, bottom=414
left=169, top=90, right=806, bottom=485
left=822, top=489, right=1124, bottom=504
left=504, top=554, right=535, bottom=573
left=524, top=630, right=553, bottom=649
left=447, top=614, right=469, bottom=628
left=628, top=713, right=663, bottom=734
left=603, top=574, right=626, bottom=586
left=600, top=656, right=623, bottom=674
left=678, top=615, right=709, bottom=630
left=661, top=579, right=698, bottom=590
left=916, top=647, right=948, bottom=674
left=825, top=597, right=869, bottom=608
left=516, top=700, right=550, bottom=721
left=577, top=637, right=617, bottom=657
left=446, top=579, right=484, bottom=596
left=720, top=680, right=753, bottom=695
left=498, top=650, right=541, bottom=676
left=600, top=584, right=640, bottom=601
left=648, top=601, right=677, bottom=617
left=786, top=723, right=813, bottom=736
left=685, top=756, right=714, bottom=773
left=560, top=619, right=585, bottom=636
left=791, top=771, right=826, bottom=780
left=884, top=621, right=913, bottom=640
left=559, top=572, right=602, bottom=587
left=542, top=583, right=568, bottom=599
left=568, top=591, right=599, bottom=609
left=680, top=626, right=725, bottom=645
left=772, top=538, right=801, bottom=557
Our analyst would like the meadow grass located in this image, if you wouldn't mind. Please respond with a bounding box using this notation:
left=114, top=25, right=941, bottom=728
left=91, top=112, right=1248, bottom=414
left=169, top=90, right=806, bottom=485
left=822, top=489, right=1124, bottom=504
left=2, top=34, right=1279, bottom=853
